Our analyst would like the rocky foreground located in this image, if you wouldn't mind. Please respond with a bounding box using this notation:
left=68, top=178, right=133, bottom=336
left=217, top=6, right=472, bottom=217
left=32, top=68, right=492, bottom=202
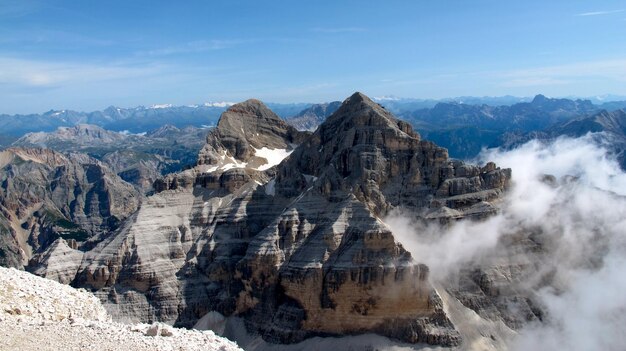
left=0, top=266, right=242, bottom=351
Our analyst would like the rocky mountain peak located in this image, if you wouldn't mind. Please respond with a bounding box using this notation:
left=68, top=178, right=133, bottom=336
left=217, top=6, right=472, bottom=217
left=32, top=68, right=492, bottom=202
left=27, top=93, right=512, bottom=348
left=196, top=99, right=309, bottom=169
left=217, top=99, right=281, bottom=130
left=320, top=91, right=418, bottom=139
left=276, top=92, right=509, bottom=217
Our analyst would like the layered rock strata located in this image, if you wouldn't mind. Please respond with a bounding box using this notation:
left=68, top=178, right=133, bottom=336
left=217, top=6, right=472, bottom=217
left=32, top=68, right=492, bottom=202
left=30, top=93, right=512, bottom=347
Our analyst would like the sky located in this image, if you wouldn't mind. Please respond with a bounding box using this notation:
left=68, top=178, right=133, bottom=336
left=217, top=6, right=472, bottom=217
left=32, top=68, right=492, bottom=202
left=1, top=0, right=625, bottom=114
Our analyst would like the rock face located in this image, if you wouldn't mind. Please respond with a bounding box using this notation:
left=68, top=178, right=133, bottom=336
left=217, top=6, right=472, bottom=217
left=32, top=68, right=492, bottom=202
left=0, top=147, right=141, bottom=268
left=197, top=99, right=309, bottom=167
left=30, top=93, right=512, bottom=347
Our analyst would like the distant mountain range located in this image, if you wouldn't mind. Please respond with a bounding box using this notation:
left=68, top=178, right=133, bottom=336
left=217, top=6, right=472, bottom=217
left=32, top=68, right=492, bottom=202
left=372, top=95, right=626, bottom=114
left=3, top=95, right=625, bottom=138
left=12, top=124, right=209, bottom=192
left=283, top=95, right=626, bottom=168
left=0, top=102, right=311, bottom=137
left=3, top=95, right=626, bottom=176
left=285, top=101, right=342, bottom=131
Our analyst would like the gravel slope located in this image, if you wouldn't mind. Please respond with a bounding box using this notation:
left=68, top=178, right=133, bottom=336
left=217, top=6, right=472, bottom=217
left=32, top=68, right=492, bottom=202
left=0, top=267, right=242, bottom=351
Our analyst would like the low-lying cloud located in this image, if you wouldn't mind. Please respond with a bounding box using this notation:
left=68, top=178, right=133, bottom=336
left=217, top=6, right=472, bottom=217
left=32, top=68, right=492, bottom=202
left=386, top=135, right=626, bottom=350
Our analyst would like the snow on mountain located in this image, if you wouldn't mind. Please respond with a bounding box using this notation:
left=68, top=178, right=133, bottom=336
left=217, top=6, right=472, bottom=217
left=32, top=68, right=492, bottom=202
left=149, top=104, right=173, bottom=109
left=203, top=101, right=236, bottom=108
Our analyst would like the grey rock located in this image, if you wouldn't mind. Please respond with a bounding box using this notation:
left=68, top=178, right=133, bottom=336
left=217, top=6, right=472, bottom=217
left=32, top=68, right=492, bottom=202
left=0, top=147, right=140, bottom=268
left=32, top=93, right=513, bottom=347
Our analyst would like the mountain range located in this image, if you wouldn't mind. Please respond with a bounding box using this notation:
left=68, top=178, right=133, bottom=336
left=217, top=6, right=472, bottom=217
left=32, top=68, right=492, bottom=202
left=2, top=93, right=521, bottom=348
left=284, top=95, right=626, bottom=168
left=1, top=92, right=625, bottom=349
left=11, top=124, right=209, bottom=192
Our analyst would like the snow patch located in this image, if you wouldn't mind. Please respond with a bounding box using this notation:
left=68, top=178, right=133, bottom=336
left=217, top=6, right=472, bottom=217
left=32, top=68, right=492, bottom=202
left=373, top=95, right=401, bottom=101
left=204, top=101, right=235, bottom=108
left=150, top=104, right=173, bottom=109
left=253, top=147, right=293, bottom=171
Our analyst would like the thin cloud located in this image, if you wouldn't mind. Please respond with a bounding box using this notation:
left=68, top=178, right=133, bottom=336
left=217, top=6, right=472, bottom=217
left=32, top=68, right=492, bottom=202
left=139, top=40, right=242, bottom=56
left=0, top=57, right=164, bottom=88
left=497, top=59, right=626, bottom=87
left=575, top=9, right=624, bottom=16
left=310, top=27, right=367, bottom=33
left=502, top=77, right=570, bottom=88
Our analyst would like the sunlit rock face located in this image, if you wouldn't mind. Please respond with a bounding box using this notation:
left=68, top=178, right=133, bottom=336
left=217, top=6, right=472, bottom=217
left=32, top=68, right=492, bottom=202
left=0, top=147, right=140, bottom=268
left=30, top=93, right=511, bottom=347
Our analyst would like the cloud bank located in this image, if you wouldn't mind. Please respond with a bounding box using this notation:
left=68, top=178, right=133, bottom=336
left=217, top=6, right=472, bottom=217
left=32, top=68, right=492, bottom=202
left=387, top=135, right=626, bottom=350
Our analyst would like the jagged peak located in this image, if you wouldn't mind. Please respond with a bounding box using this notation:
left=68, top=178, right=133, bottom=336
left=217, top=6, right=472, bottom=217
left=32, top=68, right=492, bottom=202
left=319, top=91, right=418, bottom=139
left=216, top=98, right=283, bottom=131
left=345, top=91, right=374, bottom=104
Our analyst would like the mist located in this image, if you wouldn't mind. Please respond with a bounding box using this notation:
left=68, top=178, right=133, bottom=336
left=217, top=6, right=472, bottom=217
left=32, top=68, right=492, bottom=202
left=386, top=135, right=626, bottom=350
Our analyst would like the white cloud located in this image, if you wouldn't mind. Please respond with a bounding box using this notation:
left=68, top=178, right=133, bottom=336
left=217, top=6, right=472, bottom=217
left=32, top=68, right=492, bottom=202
left=501, top=77, right=569, bottom=87
left=139, top=40, right=242, bottom=56
left=0, top=57, right=165, bottom=87
left=575, top=9, right=624, bottom=16
left=497, top=59, right=626, bottom=88
left=387, top=135, right=626, bottom=350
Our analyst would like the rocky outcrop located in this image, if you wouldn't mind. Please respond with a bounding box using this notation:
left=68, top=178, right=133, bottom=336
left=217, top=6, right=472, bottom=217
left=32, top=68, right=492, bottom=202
left=278, top=92, right=510, bottom=218
left=31, top=93, right=512, bottom=347
left=0, top=266, right=243, bottom=351
left=0, top=147, right=140, bottom=268
left=198, top=99, right=309, bottom=166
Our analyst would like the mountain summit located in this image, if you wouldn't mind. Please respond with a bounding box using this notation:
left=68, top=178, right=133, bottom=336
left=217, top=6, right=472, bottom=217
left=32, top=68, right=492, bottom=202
left=197, top=99, right=308, bottom=167
left=28, top=92, right=514, bottom=348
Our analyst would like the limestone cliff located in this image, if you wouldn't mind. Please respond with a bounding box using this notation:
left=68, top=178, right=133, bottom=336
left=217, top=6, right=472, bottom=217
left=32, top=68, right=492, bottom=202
left=30, top=93, right=512, bottom=347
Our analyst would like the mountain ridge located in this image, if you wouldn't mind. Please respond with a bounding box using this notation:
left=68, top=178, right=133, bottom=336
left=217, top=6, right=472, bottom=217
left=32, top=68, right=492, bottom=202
left=23, top=92, right=516, bottom=347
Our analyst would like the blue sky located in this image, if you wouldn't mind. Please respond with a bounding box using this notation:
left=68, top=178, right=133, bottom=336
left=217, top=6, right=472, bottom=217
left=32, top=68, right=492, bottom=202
left=1, top=0, right=625, bottom=113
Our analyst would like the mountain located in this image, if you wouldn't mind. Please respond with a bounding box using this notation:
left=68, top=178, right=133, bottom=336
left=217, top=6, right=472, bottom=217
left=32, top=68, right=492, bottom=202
left=400, top=94, right=600, bottom=159
left=279, top=95, right=604, bottom=160
left=0, top=102, right=319, bottom=138
left=404, top=94, right=597, bottom=131
left=0, top=104, right=226, bottom=137
left=286, top=101, right=342, bottom=131
left=265, top=102, right=313, bottom=119
left=500, top=109, right=626, bottom=168
left=0, top=148, right=141, bottom=268
left=26, top=93, right=516, bottom=348
left=598, top=100, right=626, bottom=112
left=17, top=124, right=127, bottom=146
left=12, top=124, right=209, bottom=191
